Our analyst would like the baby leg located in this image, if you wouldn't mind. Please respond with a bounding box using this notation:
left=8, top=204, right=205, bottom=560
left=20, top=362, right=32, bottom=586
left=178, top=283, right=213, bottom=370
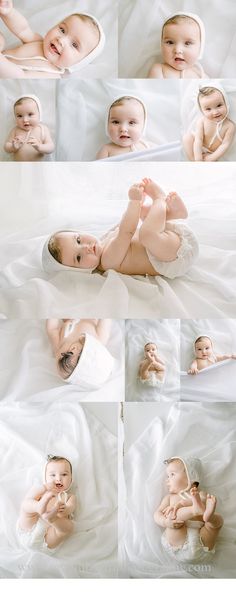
left=200, top=495, right=223, bottom=550
left=139, top=198, right=181, bottom=262
left=182, top=132, right=195, bottom=161
left=19, top=491, right=54, bottom=531
left=44, top=516, right=74, bottom=549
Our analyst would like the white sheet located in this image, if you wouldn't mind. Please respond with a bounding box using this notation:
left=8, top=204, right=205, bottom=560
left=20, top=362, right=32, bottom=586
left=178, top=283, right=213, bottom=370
left=0, top=402, right=118, bottom=578
left=118, top=0, right=236, bottom=78
left=0, top=162, right=236, bottom=318
left=1, top=0, right=117, bottom=79
left=181, top=79, right=236, bottom=161
left=121, top=402, right=236, bottom=578
left=180, top=319, right=236, bottom=402
left=125, top=319, right=180, bottom=402
left=0, top=319, right=124, bottom=402
left=0, top=80, right=56, bottom=162
left=56, top=79, right=181, bottom=161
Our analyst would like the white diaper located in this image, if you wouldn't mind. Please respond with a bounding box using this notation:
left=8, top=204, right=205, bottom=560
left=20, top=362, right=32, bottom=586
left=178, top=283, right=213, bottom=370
left=161, top=522, right=215, bottom=563
left=16, top=518, right=56, bottom=554
left=139, top=371, right=165, bottom=388
left=146, top=222, right=199, bottom=279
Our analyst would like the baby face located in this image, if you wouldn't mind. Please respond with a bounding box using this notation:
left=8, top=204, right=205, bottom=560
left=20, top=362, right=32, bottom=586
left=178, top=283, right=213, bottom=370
left=195, top=337, right=213, bottom=359
left=43, top=15, right=99, bottom=69
left=56, top=231, right=102, bottom=269
left=144, top=343, right=157, bottom=357
left=162, top=20, right=201, bottom=71
left=108, top=100, right=145, bottom=147
left=14, top=99, right=39, bottom=131
left=199, top=91, right=227, bottom=122
left=166, top=460, right=188, bottom=494
left=45, top=460, right=72, bottom=492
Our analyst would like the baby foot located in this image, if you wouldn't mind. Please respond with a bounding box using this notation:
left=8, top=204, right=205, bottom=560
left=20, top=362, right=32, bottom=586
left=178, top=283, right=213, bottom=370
left=203, top=494, right=217, bottom=523
left=190, top=486, right=205, bottom=516
left=41, top=504, right=59, bottom=523
left=165, top=191, right=188, bottom=220
left=37, top=490, right=55, bottom=516
left=0, top=1, right=12, bottom=16
left=141, top=177, right=166, bottom=200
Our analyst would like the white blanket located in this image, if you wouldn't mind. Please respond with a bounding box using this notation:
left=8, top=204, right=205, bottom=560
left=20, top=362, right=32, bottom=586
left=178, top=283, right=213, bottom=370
left=56, top=79, right=181, bottom=161
left=125, top=319, right=180, bottom=402
left=181, top=79, right=236, bottom=161
left=0, top=162, right=236, bottom=318
left=121, top=402, right=236, bottom=578
left=119, top=0, right=236, bottom=78
left=0, top=319, right=124, bottom=402
left=0, top=402, right=118, bottom=578
left=180, top=319, right=236, bottom=402
left=0, top=80, right=56, bottom=162
left=1, top=0, right=117, bottom=79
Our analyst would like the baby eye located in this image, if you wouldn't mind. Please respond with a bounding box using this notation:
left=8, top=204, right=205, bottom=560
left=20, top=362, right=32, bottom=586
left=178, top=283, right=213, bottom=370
left=59, top=25, right=65, bottom=33
left=72, top=41, right=79, bottom=49
left=129, top=120, right=137, bottom=125
left=111, top=119, right=119, bottom=124
left=185, top=41, right=193, bottom=46
left=165, top=40, right=173, bottom=45
left=76, top=236, right=81, bottom=244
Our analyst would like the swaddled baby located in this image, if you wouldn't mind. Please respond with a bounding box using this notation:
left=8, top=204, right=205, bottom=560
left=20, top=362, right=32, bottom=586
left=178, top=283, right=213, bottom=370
left=188, top=335, right=236, bottom=375
left=154, top=456, right=223, bottom=563
left=17, top=455, right=76, bottom=551
left=138, top=342, right=165, bottom=387
left=46, top=318, right=115, bottom=391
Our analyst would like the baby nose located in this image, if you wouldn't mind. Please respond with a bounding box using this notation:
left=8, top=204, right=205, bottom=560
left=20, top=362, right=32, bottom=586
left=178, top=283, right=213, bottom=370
left=175, top=43, right=184, bottom=54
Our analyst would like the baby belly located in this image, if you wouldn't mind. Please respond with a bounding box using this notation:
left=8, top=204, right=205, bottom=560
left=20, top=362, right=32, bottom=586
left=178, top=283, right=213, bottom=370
left=14, top=144, right=43, bottom=162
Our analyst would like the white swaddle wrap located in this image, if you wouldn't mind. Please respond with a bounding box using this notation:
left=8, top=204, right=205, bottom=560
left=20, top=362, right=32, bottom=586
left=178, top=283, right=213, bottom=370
left=162, top=12, right=205, bottom=60
left=65, top=332, right=115, bottom=390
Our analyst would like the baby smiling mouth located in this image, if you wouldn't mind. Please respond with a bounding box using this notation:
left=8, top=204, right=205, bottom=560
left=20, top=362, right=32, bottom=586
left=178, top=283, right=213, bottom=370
left=50, top=43, right=60, bottom=55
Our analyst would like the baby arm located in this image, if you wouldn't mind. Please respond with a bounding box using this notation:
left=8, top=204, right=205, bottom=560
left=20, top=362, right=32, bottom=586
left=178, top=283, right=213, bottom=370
left=28, top=125, right=55, bottom=154
left=96, top=144, right=109, bottom=160
left=163, top=498, right=192, bottom=520
left=21, top=484, right=49, bottom=515
left=215, top=353, right=236, bottom=362
left=95, top=319, right=112, bottom=345
left=148, top=62, right=163, bottom=78
left=101, top=184, right=143, bottom=269
left=204, top=123, right=236, bottom=162
left=0, top=1, right=41, bottom=42
left=46, top=319, right=63, bottom=355
left=139, top=358, right=152, bottom=379
left=154, top=495, right=184, bottom=528
left=57, top=494, right=76, bottom=519
left=193, top=119, right=204, bottom=161
left=4, top=128, right=23, bottom=153
left=188, top=359, right=199, bottom=375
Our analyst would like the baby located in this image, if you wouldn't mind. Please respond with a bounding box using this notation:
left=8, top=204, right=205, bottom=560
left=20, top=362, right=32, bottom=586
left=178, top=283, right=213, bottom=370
left=183, top=86, right=236, bottom=162
left=96, top=96, right=154, bottom=159
left=46, top=318, right=114, bottom=390
left=4, top=95, right=54, bottom=161
left=188, top=335, right=236, bottom=375
left=0, top=1, right=104, bottom=78
left=17, top=455, right=76, bottom=551
left=154, top=457, right=223, bottom=562
left=138, top=342, right=165, bottom=387
left=148, top=13, right=206, bottom=79
left=42, top=178, right=199, bottom=281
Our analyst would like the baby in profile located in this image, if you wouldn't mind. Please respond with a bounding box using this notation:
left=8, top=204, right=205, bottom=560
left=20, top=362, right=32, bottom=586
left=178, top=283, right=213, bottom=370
left=183, top=85, right=236, bottom=162
left=96, top=95, right=154, bottom=159
left=42, top=178, right=199, bottom=281
left=138, top=342, right=165, bottom=387
left=4, top=95, right=54, bottom=161
left=17, top=455, right=76, bottom=551
left=148, top=12, right=207, bottom=79
left=188, top=335, right=236, bottom=375
left=46, top=318, right=114, bottom=390
left=154, top=456, right=223, bottom=562
left=0, top=1, right=104, bottom=78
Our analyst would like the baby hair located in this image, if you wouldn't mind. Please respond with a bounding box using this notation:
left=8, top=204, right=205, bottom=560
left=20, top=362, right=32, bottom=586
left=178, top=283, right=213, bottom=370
left=144, top=342, right=156, bottom=349
left=198, top=87, right=220, bottom=107
left=195, top=335, right=212, bottom=346
left=58, top=350, right=81, bottom=378
left=48, top=234, right=62, bottom=264
left=162, top=15, right=200, bottom=37
left=164, top=457, right=184, bottom=466
left=72, top=13, right=100, bottom=40
left=46, top=454, right=72, bottom=474
left=109, top=96, right=146, bottom=118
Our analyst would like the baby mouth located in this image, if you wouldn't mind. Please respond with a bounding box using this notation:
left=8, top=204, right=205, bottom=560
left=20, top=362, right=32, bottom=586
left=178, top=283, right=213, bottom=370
left=50, top=42, right=60, bottom=55
left=175, top=57, right=185, bottom=63
left=55, top=482, right=63, bottom=488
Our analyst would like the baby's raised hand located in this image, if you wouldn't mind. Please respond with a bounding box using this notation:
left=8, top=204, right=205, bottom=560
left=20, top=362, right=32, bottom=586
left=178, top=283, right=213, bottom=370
left=188, top=367, right=199, bottom=375
left=129, top=183, right=144, bottom=202
left=0, top=1, right=13, bottom=16
left=29, top=137, right=41, bottom=152
left=12, top=137, right=24, bottom=150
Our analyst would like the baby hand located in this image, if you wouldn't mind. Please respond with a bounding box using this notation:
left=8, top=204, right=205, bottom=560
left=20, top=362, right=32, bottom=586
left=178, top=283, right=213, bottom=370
left=231, top=354, right=236, bottom=360
left=0, top=1, right=13, bottom=16
left=165, top=517, right=184, bottom=529
left=28, top=137, right=42, bottom=152
left=188, top=367, right=199, bottom=375
left=12, top=137, right=24, bottom=150
left=128, top=183, right=144, bottom=202
left=57, top=503, right=67, bottom=518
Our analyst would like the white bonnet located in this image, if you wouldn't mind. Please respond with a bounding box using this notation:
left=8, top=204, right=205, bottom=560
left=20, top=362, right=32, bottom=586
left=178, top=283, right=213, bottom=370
left=14, top=94, right=42, bottom=120
left=64, top=332, right=115, bottom=390
left=165, top=456, right=202, bottom=499
left=65, top=13, right=105, bottom=73
left=162, top=12, right=205, bottom=60
left=198, top=81, right=230, bottom=116
left=42, top=232, right=97, bottom=274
